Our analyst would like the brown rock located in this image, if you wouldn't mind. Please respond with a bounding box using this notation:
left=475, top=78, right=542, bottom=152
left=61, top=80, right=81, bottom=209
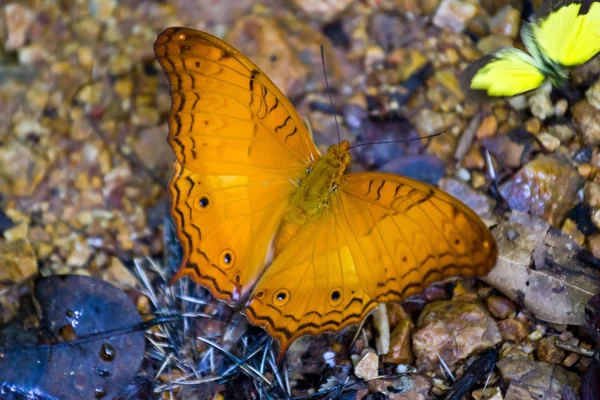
left=584, top=181, right=600, bottom=208
left=497, top=354, right=580, bottom=398
left=572, top=100, right=600, bottom=145
left=433, top=0, right=478, bottom=32
left=439, top=178, right=495, bottom=219
left=367, top=375, right=431, bottom=399
left=489, top=5, right=521, bottom=38
left=0, top=239, right=37, bottom=288
left=537, top=337, right=565, bottom=364
left=412, top=299, right=501, bottom=372
left=291, top=0, right=353, bottom=23
left=4, top=4, right=35, bottom=50
left=586, top=77, right=600, bottom=109
left=499, top=155, right=582, bottom=226
left=588, top=234, right=600, bottom=259
left=525, top=118, right=541, bottom=134
left=353, top=350, right=379, bottom=380
left=528, top=84, right=554, bottom=120
left=504, top=384, right=535, bottom=400
left=476, top=115, right=498, bottom=139
left=486, top=295, right=516, bottom=319
left=383, top=318, right=415, bottom=364
left=498, top=319, right=530, bottom=342
left=561, top=218, right=585, bottom=246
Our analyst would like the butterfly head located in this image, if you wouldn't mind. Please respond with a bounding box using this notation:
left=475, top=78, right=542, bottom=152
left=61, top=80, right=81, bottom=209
left=326, top=140, right=352, bottom=167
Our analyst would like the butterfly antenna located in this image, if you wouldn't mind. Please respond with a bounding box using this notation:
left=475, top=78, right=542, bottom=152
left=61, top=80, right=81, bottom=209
left=348, top=131, right=445, bottom=149
left=320, top=44, right=341, bottom=145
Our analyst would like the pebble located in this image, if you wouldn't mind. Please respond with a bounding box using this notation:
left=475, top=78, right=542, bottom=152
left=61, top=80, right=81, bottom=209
left=548, top=124, right=576, bottom=142
left=433, top=0, right=478, bottom=32
left=383, top=318, right=415, bottom=365
left=586, top=78, right=600, bottom=109
left=486, top=295, right=516, bottom=319
left=572, top=99, right=600, bottom=145
left=489, top=5, right=520, bottom=38
left=500, top=155, right=582, bottom=226
left=588, top=234, right=600, bottom=258
left=528, top=84, right=554, bottom=120
left=584, top=182, right=600, bottom=208
left=561, top=219, right=585, bottom=246
left=538, top=132, right=560, bottom=151
left=353, top=350, right=379, bottom=381
left=291, top=0, right=353, bottom=23
left=536, top=337, right=566, bottom=364
left=476, top=115, right=498, bottom=139
left=498, top=319, right=530, bottom=342
left=412, top=299, right=501, bottom=372
left=4, top=4, right=35, bottom=50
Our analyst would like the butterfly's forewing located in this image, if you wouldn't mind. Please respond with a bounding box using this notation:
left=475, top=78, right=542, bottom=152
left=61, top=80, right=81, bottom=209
left=533, top=0, right=600, bottom=67
left=460, top=47, right=546, bottom=97
left=155, top=28, right=320, bottom=304
left=246, top=172, right=497, bottom=357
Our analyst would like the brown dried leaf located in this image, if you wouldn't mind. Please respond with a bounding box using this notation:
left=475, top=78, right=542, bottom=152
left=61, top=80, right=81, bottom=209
left=484, top=211, right=600, bottom=325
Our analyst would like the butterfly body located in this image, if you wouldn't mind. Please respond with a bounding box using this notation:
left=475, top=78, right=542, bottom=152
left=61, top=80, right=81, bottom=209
left=155, top=27, right=497, bottom=359
left=275, top=141, right=351, bottom=254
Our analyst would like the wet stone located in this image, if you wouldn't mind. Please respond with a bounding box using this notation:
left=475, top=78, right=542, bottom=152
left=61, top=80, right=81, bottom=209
left=499, top=155, right=582, bottom=226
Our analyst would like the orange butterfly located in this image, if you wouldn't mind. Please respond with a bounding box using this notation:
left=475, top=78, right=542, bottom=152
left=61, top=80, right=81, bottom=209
left=154, top=27, right=497, bottom=360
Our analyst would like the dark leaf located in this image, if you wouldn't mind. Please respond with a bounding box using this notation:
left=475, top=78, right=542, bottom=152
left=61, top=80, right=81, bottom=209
left=0, top=275, right=146, bottom=400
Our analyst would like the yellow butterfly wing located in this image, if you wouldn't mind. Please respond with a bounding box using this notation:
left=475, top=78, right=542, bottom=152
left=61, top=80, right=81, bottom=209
left=155, top=27, right=320, bottom=304
left=460, top=48, right=546, bottom=97
left=245, top=172, right=497, bottom=357
left=533, top=0, right=600, bottom=66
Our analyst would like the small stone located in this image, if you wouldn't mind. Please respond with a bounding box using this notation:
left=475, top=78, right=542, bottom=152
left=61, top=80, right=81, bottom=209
left=353, top=350, right=379, bottom=380
left=412, top=299, right=501, bottom=372
left=477, top=35, right=514, bottom=54
left=585, top=182, right=600, bottom=208
left=561, top=218, right=585, bottom=246
left=548, top=124, right=576, bottom=142
left=506, top=94, right=528, bottom=111
left=476, top=115, right=498, bottom=139
left=525, top=118, right=541, bottom=134
left=528, top=84, right=554, bottom=120
left=471, top=171, right=486, bottom=188
left=4, top=4, right=35, bottom=50
left=572, top=100, right=600, bottom=145
left=383, top=318, right=415, bottom=365
left=589, top=234, right=600, bottom=258
left=486, top=295, right=516, bottom=319
left=593, top=209, right=600, bottom=230
left=538, top=132, right=560, bottom=151
left=586, top=78, right=600, bottom=109
left=489, top=5, right=521, bottom=38
left=498, top=319, right=530, bottom=342
left=554, top=99, right=569, bottom=117
left=0, top=239, right=37, bottom=288
left=563, top=352, right=580, bottom=368
left=66, top=237, right=93, bottom=267
left=537, top=337, right=566, bottom=364
left=433, top=0, right=478, bottom=32
left=89, top=0, right=117, bottom=21
left=291, top=0, right=353, bottom=23
left=498, top=354, right=580, bottom=399
left=456, top=167, right=471, bottom=181
left=499, top=155, right=582, bottom=226
left=103, top=257, right=138, bottom=289
left=439, top=177, right=494, bottom=219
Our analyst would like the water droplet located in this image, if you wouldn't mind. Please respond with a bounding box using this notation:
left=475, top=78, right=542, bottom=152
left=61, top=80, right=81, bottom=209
left=99, top=343, right=115, bottom=361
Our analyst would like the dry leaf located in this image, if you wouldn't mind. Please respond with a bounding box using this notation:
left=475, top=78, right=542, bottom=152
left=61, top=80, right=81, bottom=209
left=484, top=211, right=600, bottom=325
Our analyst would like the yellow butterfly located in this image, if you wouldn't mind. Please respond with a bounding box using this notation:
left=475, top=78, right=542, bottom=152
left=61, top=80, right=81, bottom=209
left=462, top=0, right=600, bottom=97
left=154, top=27, right=497, bottom=360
